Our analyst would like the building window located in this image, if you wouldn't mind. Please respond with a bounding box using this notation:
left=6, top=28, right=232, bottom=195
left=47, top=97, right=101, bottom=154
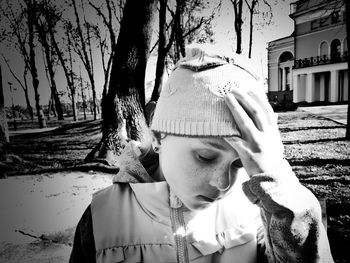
left=331, top=11, right=341, bottom=24
left=331, top=39, right=341, bottom=54
left=344, top=38, right=348, bottom=52
left=320, top=41, right=328, bottom=57
left=279, top=51, right=294, bottom=63
left=331, top=39, right=341, bottom=61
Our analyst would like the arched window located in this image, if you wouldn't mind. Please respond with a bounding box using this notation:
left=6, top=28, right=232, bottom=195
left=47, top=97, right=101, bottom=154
left=278, top=51, right=294, bottom=63
left=319, top=41, right=328, bottom=56
left=331, top=39, right=341, bottom=55
left=330, top=39, right=341, bottom=61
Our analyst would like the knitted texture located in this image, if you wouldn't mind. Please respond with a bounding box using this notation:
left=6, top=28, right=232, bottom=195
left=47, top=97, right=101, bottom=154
left=151, top=47, right=262, bottom=137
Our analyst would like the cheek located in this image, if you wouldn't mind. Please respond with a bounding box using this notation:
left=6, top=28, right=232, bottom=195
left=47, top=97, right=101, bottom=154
left=160, top=152, right=209, bottom=190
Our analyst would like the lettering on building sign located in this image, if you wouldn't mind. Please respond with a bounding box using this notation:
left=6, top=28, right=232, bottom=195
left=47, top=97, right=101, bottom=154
left=311, top=11, right=342, bottom=30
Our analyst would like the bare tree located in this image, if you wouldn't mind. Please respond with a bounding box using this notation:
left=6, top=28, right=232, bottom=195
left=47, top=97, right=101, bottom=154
left=150, top=0, right=218, bottom=102
left=150, top=0, right=173, bottom=102
left=1, top=55, right=34, bottom=120
left=182, top=0, right=219, bottom=44
left=25, top=0, right=46, bottom=128
left=245, top=0, right=258, bottom=58
left=79, top=69, right=87, bottom=120
left=89, top=0, right=124, bottom=120
left=71, top=0, right=97, bottom=120
left=85, top=0, right=158, bottom=168
left=230, top=0, right=243, bottom=54
left=0, top=64, right=9, bottom=156
left=1, top=0, right=46, bottom=127
left=346, top=0, right=350, bottom=139
left=35, top=0, right=64, bottom=120
left=64, top=22, right=79, bottom=121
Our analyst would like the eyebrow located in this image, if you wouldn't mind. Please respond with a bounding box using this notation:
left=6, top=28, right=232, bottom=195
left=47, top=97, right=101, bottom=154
left=198, top=138, right=228, bottom=151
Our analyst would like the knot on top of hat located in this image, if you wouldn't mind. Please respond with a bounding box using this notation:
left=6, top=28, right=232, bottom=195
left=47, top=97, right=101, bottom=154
left=177, top=44, right=233, bottom=72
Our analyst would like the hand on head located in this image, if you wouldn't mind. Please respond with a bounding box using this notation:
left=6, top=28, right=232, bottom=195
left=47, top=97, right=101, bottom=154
left=223, top=88, right=284, bottom=177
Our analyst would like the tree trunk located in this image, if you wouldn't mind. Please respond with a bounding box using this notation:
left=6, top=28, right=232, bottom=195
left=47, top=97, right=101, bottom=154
left=27, top=0, right=46, bottom=128
left=0, top=64, right=9, bottom=157
left=71, top=0, right=97, bottom=120
left=173, top=0, right=186, bottom=63
left=71, top=91, right=77, bottom=121
left=85, top=0, right=158, bottom=167
left=45, top=10, right=77, bottom=121
left=66, top=23, right=78, bottom=121
left=247, top=0, right=257, bottom=59
left=23, top=70, right=34, bottom=121
left=41, top=36, right=64, bottom=120
left=2, top=56, right=34, bottom=121
left=151, top=0, right=168, bottom=102
left=90, top=0, right=117, bottom=121
left=346, top=0, right=350, bottom=139
left=232, top=0, right=243, bottom=54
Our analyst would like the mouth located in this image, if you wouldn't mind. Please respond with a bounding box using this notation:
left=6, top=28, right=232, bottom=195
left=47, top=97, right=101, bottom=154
left=197, top=195, right=218, bottom=203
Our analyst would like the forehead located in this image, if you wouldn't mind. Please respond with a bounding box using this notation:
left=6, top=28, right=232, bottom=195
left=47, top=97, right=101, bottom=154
left=165, top=135, right=233, bottom=151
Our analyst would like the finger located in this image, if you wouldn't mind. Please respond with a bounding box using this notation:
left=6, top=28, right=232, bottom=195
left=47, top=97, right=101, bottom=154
left=229, top=89, right=269, bottom=131
left=247, top=89, right=278, bottom=126
left=224, top=93, right=256, bottom=138
left=223, top=136, right=251, bottom=172
left=223, top=136, right=245, bottom=153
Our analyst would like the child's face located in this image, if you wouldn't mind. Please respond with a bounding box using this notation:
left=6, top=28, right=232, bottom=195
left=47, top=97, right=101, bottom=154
left=158, top=135, right=243, bottom=211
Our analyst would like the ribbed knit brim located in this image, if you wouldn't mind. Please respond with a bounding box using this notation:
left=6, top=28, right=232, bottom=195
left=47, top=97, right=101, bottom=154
left=151, top=51, right=262, bottom=137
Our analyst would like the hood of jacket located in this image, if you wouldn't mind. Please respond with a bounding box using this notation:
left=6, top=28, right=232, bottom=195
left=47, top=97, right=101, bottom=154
left=112, top=140, right=156, bottom=184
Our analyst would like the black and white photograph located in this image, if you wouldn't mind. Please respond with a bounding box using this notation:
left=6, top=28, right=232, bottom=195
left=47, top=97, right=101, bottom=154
left=0, top=0, right=349, bottom=262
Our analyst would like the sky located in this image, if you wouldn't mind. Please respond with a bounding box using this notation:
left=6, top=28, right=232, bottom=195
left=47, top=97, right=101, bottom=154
left=0, top=0, right=294, bottom=108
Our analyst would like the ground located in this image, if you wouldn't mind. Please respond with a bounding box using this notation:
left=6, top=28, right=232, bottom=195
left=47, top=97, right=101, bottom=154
left=0, top=106, right=349, bottom=262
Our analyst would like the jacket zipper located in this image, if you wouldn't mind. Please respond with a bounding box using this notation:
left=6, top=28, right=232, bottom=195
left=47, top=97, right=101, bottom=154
left=170, top=207, right=189, bottom=263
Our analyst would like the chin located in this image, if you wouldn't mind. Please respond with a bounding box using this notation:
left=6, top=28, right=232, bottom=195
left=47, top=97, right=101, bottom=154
left=185, top=201, right=212, bottom=211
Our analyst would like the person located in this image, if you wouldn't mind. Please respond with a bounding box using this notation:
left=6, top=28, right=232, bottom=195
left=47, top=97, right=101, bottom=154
left=69, top=45, right=334, bottom=263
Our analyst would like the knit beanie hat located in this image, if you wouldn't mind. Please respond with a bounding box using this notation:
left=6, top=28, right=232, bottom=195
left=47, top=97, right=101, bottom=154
left=150, top=45, right=263, bottom=137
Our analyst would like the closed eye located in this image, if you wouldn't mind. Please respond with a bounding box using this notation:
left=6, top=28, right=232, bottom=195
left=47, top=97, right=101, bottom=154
left=197, top=154, right=217, bottom=163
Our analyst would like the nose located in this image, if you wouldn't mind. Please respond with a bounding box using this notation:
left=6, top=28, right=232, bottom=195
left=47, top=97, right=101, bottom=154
left=209, top=167, right=231, bottom=192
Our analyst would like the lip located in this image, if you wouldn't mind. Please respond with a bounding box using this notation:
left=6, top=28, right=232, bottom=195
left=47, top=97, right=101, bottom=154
left=197, top=195, right=218, bottom=203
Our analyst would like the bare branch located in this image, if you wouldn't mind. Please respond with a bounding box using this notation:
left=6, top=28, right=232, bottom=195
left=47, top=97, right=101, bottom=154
left=1, top=54, right=26, bottom=91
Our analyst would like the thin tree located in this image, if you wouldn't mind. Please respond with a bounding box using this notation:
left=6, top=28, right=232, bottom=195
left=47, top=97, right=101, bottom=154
left=39, top=0, right=78, bottom=121
left=89, top=0, right=125, bottom=120
left=71, top=0, right=97, bottom=120
left=230, top=0, right=243, bottom=54
left=79, top=69, right=87, bottom=120
left=0, top=64, right=9, bottom=156
left=1, top=0, right=46, bottom=127
left=150, top=0, right=219, bottom=102
left=35, top=0, right=64, bottom=120
left=245, top=0, right=258, bottom=58
left=24, top=0, right=46, bottom=128
left=346, top=0, right=350, bottom=139
left=1, top=55, right=34, bottom=120
left=85, top=0, right=158, bottom=167
left=150, top=0, right=172, bottom=102
left=172, top=0, right=186, bottom=61
left=65, top=22, right=78, bottom=121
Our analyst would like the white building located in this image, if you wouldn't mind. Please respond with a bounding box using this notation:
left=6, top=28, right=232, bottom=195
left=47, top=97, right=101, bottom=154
left=267, top=0, right=348, bottom=104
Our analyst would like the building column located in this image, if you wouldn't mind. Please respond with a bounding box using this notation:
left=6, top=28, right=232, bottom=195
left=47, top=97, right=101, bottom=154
left=344, top=71, right=348, bottom=102
left=282, top=67, right=287, bottom=91
left=293, top=74, right=299, bottom=102
left=319, top=74, right=325, bottom=102
left=330, top=70, right=339, bottom=102
left=306, top=73, right=315, bottom=103
left=289, top=67, right=293, bottom=91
